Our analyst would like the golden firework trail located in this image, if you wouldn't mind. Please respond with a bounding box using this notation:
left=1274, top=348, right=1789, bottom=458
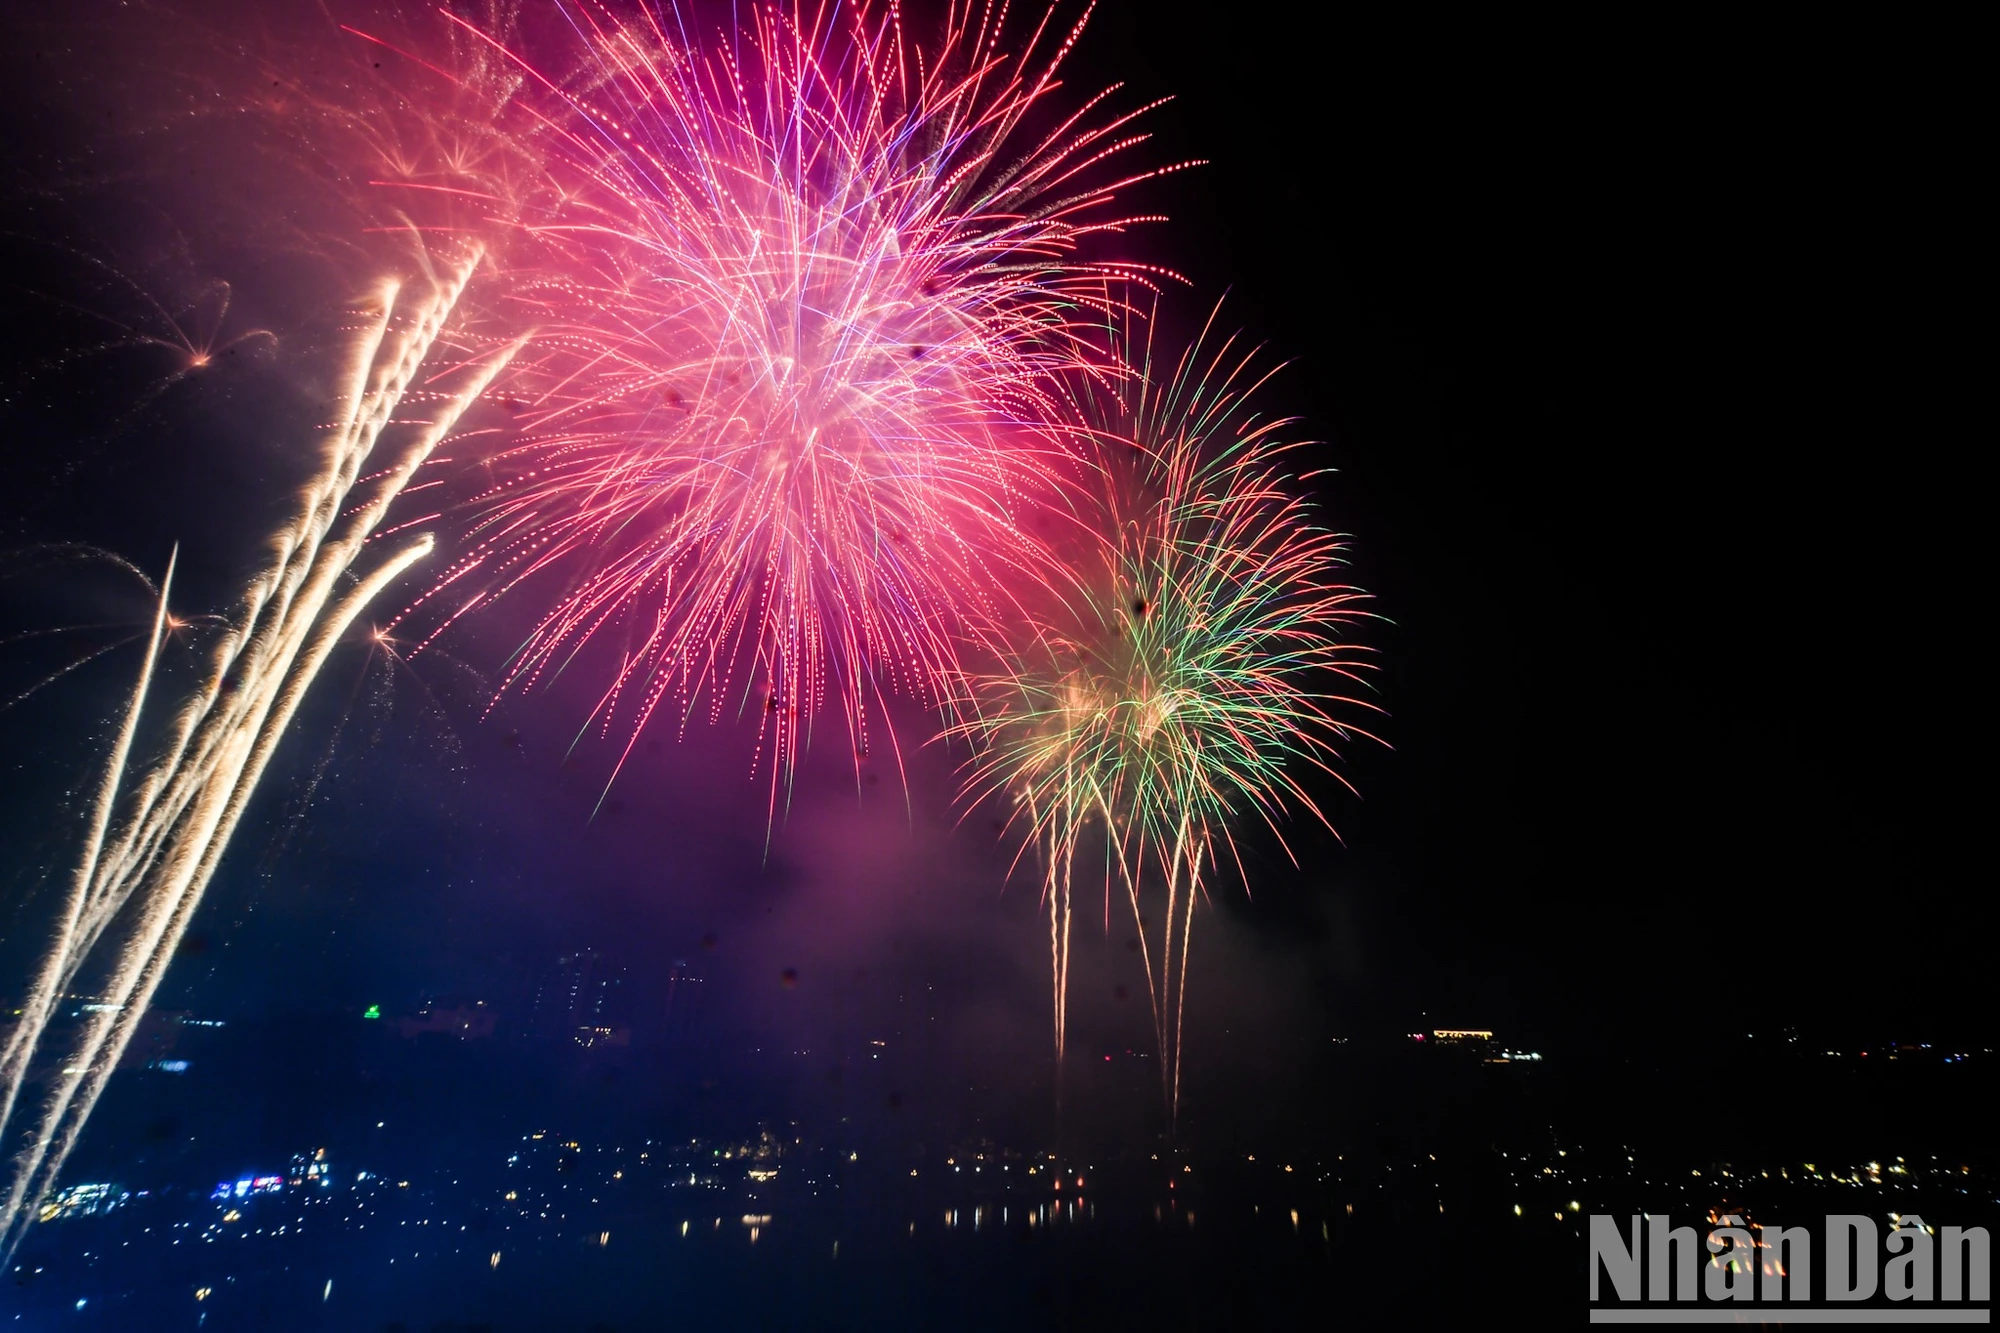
left=0, top=247, right=515, bottom=1257
left=951, top=311, right=1384, bottom=1124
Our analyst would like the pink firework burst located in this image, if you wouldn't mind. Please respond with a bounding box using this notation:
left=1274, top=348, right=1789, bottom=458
left=383, top=1, right=1192, bottom=809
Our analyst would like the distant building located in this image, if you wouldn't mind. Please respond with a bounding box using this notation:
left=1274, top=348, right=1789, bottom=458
left=529, top=949, right=630, bottom=1046
left=1427, top=1028, right=1498, bottom=1058
left=39, top=1182, right=128, bottom=1223
left=288, top=1148, right=334, bottom=1188
left=661, top=959, right=707, bottom=1039
left=208, top=1174, right=284, bottom=1202
left=395, top=1001, right=497, bottom=1041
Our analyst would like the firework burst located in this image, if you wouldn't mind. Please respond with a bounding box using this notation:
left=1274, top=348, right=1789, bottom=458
left=379, top=0, right=1189, bottom=809
left=952, top=310, right=1384, bottom=1121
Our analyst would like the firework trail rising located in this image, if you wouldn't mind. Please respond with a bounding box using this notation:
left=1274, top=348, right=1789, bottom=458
left=0, top=249, right=515, bottom=1257
left=950, top=310, right=1385, bottom=1121
left=378, top=0, right=1190, bottom=811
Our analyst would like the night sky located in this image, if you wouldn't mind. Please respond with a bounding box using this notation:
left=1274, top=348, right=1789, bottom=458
left=0, top=0, right=1977, bottom=1174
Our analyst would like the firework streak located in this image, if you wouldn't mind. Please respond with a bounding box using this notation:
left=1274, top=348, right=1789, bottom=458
left=0, top=250, right=515, bottom=1257
left=374, top=0, right=1191, bottom=813
left=950, top=312, right=1384, bottom=1120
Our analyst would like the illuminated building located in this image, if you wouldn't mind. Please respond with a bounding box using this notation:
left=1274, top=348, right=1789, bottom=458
left=39, top=1182, right=127, bottom=1222
left=1428, top=1028, right=1498, bottom=1058
left=209, top=1175, right=285, bottom=1201
left=288, top=1148, right=334, bottom=1188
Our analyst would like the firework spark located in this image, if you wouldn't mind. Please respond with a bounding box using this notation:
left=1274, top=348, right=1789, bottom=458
left=951, top=311, right=1384, bottom=1121
left=0, top=248, right=513, bottom=1257
left=379, top=0, right=1188, bottom=809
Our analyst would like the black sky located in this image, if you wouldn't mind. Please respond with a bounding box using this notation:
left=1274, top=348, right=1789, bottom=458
left=0, top=0, right=1980, bottom=1163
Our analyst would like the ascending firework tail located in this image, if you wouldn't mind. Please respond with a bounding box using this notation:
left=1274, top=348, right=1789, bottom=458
left=0, top=249, right=514, bottom=1259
